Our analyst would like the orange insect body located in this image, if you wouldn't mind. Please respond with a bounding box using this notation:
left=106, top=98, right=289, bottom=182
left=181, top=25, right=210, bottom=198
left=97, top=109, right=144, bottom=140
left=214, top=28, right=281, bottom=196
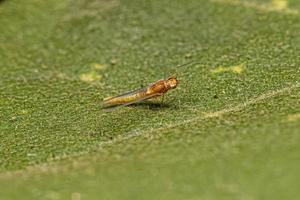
left=103, top=76, right=178, bottom=107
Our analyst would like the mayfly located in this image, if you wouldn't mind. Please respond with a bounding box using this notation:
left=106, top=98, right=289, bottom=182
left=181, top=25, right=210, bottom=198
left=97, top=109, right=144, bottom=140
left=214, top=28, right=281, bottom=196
left=102, top=61, right=196, bottom=110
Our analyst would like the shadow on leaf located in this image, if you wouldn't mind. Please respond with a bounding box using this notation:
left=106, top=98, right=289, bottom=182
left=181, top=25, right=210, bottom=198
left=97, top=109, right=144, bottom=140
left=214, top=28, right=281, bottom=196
left=103, top=101, right=172, bottom=112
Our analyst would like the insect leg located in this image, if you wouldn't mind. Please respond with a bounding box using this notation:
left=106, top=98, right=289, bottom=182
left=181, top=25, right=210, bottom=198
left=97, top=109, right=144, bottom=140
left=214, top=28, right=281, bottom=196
left=161, top=95, right=165, bottom=107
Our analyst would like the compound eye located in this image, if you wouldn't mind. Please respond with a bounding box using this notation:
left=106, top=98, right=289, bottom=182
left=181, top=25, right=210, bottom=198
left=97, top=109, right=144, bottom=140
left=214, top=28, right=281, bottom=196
left=171, top=81, right=177, bottom=88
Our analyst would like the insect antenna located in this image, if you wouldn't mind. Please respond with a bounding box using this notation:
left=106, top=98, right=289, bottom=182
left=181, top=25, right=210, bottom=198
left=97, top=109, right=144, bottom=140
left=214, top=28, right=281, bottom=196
left=176, top=61, right=195, bottom=69
left=168, top=60, right=201, bottom=108
left=167, top=60, right=201, bottom=78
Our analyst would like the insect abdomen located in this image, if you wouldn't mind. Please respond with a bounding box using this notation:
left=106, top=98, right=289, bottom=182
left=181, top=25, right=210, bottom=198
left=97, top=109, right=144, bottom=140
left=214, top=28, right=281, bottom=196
left=103, top=92, right=145, bottom=106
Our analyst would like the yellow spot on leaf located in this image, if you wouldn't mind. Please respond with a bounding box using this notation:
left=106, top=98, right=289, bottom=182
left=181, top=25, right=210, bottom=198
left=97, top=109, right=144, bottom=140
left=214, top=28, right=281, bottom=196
left=211, top=64, right=244, bottom=74
left=184, top=53, right=193, bottom=58
left=270, top=0, right=287, bottom=11
left=71, top=192, right=81, bottom=200
left=110, top=59, right=118, bottom=65
left=91, top=63, right=106, bottom=70
left=211, top=0, right=298, bottom=15
left=20, top=110, right=28, bottom=115
left=80, top=71, right=102, bottom=82
left=287, top=113, right=300, bottom=122
left=41, top=64, right=48, bottom=69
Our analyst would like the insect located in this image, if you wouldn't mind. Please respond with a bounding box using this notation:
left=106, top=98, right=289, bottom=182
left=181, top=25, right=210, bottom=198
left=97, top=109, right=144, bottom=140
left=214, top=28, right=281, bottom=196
left=102, top=61, right=196, bottom=110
